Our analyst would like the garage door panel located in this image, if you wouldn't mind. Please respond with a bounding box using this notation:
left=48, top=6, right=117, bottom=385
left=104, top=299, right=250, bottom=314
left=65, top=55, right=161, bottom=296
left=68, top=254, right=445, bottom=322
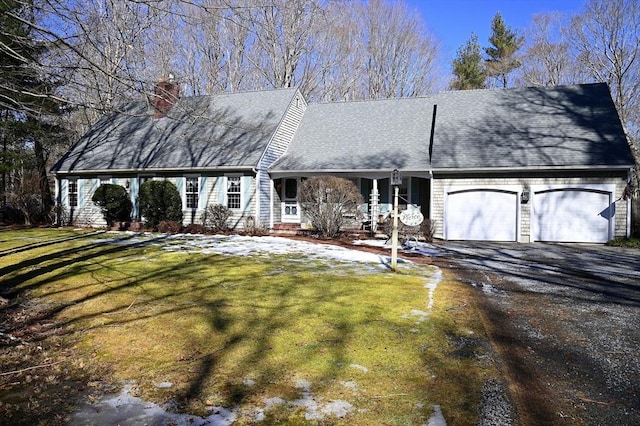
left=532, top=189, right=612, bottom=243
left=446, top=190, right=518, bottom=241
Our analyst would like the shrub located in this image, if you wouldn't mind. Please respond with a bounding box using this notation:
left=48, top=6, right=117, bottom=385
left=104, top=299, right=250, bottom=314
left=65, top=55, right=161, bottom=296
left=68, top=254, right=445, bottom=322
left=420, top=218, right=436, bottom=242
left=201, top=204, right=232, bottom=232
left=298, top=176, right=364, bottom=238
left=381, top=215, right=435, bottom=243
left=54, top=204, right=69, bottom=226
left=91, top=184, right=132, bottom=227
left=183, top=223, right=207, bottom=234
left=5, top=172, right=42, bottom=226
left=243, top=215, right=268, bottom=236
left=157, top=220, right=182, bottom=233
left=138, top=180, right=183, bottom=229
left=606, top=237, right=640, bottom=248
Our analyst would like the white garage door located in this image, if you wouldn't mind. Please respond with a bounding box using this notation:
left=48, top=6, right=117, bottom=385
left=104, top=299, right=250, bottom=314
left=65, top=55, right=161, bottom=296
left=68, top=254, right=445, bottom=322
left=445, top=189, right=518, bottom=241
left=532, top=187, right=613, bottom=243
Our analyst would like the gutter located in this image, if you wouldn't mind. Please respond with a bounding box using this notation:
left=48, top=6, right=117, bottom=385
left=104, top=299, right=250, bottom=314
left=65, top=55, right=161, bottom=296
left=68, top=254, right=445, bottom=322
left=52, top=165, right=257, bottom=176
left=268, top=169, right=434, bottom=179
left=432, top=165, right=635, bottom=174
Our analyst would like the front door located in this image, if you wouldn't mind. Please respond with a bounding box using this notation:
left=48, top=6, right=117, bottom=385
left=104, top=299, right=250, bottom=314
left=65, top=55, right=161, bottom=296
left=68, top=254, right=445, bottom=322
left=281, top=178, right=300, bottom=223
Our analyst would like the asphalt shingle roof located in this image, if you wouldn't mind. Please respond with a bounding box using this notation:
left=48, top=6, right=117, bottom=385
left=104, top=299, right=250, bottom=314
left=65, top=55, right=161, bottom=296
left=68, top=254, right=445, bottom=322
left=270, top=83, right=633, bottom=173
left=53, top=88, right=299, bottom=173
left=54, top=83, right=633, bottom=176
left=430, top=83, right=632, bottom=169
left=270, top=96, right=434, bottom=174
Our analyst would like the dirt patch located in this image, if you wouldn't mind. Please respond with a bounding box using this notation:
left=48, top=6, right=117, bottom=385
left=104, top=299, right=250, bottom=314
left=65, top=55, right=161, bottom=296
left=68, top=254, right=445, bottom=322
left=0, top=295, right=114, bottom=426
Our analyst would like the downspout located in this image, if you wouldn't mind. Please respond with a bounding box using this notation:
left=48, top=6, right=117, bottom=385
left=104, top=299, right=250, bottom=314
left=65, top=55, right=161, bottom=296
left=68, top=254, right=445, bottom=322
left=54, top=176, right=61, bottom=226
left=627, top=167, right=633, bottom=238
left=269, top=176, right=274, bottom=229
left=428, top=105, right=437, bottom=228
left=428, top=105, right=437, bottom=166
left=252, top=167, right=260, bottom=224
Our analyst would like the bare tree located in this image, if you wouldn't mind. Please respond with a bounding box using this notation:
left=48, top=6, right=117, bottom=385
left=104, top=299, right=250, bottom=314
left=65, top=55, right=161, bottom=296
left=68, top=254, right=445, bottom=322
left=243, top=0, right=322, bottom=90
left=567, top=0, right=640, bottom=132
left=355, top=0, right=441, bottom=99
left=23, top=0, right=160, bottom=138
left=311, top=0, right=441, bottom=101
left=566, top=0, right=640, bottom=195
left=518, top=13, right=588, bottom=87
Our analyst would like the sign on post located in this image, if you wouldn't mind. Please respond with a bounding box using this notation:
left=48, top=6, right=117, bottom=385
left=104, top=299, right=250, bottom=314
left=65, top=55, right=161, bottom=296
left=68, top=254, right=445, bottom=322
left=400, top=210, right=424, bottom=227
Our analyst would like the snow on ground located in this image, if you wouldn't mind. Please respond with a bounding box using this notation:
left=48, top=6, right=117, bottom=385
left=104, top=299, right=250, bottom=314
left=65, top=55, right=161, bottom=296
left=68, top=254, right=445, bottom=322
left=162, top=234, right=391, bottom=264
left=100, top=232, right=446, bottom=267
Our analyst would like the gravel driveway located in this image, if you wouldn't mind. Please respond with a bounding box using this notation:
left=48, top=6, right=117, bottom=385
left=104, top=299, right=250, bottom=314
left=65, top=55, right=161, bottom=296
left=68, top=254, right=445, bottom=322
left=434, top=242, right=640, bottom=425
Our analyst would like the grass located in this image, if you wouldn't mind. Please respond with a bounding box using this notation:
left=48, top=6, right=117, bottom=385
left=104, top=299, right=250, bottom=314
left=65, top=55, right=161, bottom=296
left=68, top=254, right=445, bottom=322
left=0, top=228, right=499, bottom=425
left=606, top=236, right=640, bottom=248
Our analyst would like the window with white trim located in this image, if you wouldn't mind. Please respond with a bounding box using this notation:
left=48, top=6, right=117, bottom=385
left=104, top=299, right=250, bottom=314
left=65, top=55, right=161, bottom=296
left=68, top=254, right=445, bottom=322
left=186, top=177, right=199, bottom=209
left=227, top=176, right=241, bottom=209
left=68, top=179, right=78, bottom=207
left=100, top=176, right=111, bottom=185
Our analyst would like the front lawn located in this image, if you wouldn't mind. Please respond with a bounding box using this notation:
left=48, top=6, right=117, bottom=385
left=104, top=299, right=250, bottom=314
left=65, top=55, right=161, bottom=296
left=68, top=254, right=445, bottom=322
left=0, top=228, right=498, bottom=425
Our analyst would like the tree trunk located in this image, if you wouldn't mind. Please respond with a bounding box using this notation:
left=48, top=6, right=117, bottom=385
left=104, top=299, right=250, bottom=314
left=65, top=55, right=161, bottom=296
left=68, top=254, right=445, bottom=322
left=34, top=138, right=53, bottom=221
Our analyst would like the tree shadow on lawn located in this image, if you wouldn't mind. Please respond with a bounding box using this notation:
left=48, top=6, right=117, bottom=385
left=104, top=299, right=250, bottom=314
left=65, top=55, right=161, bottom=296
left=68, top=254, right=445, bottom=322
left=169, top=268, right=358, bottom=417
left=0, top=234, right=366, bottom=423
left=0, top=232, right=171, bottom=297
left=0, top=230, right=105, bottom=259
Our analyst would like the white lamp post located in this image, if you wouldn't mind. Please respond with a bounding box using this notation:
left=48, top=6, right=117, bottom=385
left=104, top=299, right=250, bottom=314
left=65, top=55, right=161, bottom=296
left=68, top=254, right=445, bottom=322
left=390, top=169, right=402, bottom=271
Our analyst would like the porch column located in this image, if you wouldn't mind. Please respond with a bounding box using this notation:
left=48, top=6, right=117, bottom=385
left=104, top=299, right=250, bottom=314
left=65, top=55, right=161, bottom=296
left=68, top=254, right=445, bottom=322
left=370, top=179, right=380, bottom=233
left=269, top=178, right=274, bottom=229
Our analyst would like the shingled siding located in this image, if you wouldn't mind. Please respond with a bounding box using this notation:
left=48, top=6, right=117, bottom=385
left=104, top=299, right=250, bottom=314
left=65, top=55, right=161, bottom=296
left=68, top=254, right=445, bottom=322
left=432, top=174, right=629, bottom=242
left=201, top=174, right=256, bottom=230
left=71, top=178, right=105, bottom=226
left=257, top=91, right=307, bottom=227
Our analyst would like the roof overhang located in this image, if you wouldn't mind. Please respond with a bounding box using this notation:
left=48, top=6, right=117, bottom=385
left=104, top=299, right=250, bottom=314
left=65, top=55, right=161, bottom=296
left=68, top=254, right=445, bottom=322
left=268, top=168, right=433, bottom=180
left=52, top=165, right=257, bottom=177
left=431, top=165, right=634, bottom=175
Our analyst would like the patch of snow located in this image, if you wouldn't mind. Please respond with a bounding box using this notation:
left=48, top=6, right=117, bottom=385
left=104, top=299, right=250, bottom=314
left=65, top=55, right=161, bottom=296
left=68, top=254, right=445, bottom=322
left=154, top=381, right=173, bottom=388
left=426, top=404, right=447, bottom=426
left=264, top=397, right=287, bottom=409
left=425, top=268, right=443, bottom=311
left=71, top=383, right=237, bottom=426
left=349, top=363, right=369, bottom=373
left=340, top=380, right=360, bottom=391
left=322, top=400, right=354, bottom=417
left=294, top=378, right=312, bottom=391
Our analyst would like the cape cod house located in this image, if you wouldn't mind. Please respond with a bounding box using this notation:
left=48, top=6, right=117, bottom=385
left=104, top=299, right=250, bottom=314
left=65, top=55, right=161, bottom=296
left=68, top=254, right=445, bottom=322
left=52, top=81, right=635, bottom=243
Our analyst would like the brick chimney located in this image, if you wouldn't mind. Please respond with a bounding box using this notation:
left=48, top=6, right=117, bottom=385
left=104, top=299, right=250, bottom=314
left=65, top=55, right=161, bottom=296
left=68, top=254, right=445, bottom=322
left=153, top=73, right=180, bottom=118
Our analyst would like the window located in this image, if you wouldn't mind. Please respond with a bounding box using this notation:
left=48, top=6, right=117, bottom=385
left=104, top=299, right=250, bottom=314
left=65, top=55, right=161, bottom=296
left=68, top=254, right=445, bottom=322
left=284, top=179, right=297, bottom=199
left=100, top=176, right=111, bottom=185
left=227, top=176, right=241, bottom=209
left=68, top=179, right=78, bottom=207
left=186, top=177, right=198, bottom=209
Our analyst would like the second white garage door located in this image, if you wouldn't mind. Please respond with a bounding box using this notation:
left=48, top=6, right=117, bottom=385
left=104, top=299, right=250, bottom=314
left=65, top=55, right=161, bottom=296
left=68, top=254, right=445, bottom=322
left=445, top=188, right=519, bottom=241
left=531, top=186, right=614, bottom=243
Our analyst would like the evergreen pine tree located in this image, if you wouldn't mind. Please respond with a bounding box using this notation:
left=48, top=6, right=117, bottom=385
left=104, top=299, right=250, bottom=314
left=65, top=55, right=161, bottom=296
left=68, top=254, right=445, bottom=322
left=1, top=0, right=68, bottom=222
left=484, top=12, right=524, bottom=88
left=451, top=34, right=486, bottom=90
